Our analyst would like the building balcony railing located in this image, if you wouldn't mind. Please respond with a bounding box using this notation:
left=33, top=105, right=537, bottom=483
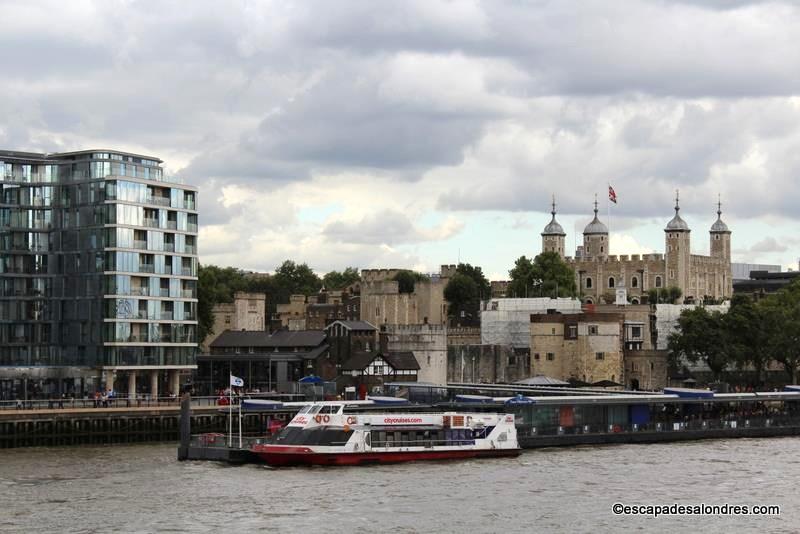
left=145, top=195, right=171, bottom=207
left=143, top=218, right=159, bottom=228
left=130, top=287, right=149, bottom=296
left=163, top=242, right=175, bottom=252
left=186, top=223, right=198, bottom=233
left=157, top=288, right=170, bottom=297
left=159, top=311, right=174, bottom=320
left=180, top=268, right=193, bottom=276
left=184, top=245, right=197, bottom=255
left=166, top=220, right=178, bottom=230
left=138, top=264, right=155, bottom=273
left=181, top=289, right=195, bottom=298
left=133, top=240, right=148, bottom=250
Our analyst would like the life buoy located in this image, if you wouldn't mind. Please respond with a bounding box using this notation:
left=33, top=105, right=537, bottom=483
left=346, top=416, right=356, bottom=425
left=322, top=414, right=330, bottom=423
left=314, top=415, right=322, bottom=423
left=613, top=425, right=622, bottom=433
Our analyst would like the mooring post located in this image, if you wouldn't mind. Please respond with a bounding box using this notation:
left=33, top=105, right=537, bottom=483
left=177, top=390, right=191, bottom=461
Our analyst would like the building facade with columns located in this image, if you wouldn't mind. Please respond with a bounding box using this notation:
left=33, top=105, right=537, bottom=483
left=0, top=149, right=198, bottom=400
left=542, top=196, right=732, bottom=305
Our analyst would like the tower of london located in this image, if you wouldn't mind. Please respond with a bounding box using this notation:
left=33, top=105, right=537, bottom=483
left=541, top=194, right=732, bottom=304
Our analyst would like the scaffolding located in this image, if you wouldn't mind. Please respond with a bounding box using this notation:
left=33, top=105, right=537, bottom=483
left=480, top=298, right=582, bottom=348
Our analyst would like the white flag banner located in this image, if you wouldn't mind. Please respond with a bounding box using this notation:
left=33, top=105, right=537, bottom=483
left=230, top=374, right=244, bottom=387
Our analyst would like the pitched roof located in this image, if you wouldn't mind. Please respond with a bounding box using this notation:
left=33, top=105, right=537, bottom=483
left=324, top=320, right=377, bottom=332
left=341, top=351, right=419, bottom=371
left=210, top=329, right=326, bottom=348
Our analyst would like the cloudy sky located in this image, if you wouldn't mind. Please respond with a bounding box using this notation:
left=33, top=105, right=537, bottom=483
left=3, top=0, right=800, bottom=279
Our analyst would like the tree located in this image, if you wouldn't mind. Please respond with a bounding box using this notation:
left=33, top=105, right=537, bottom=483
left=272, top=260, right=322, bottom=300
left=455, top=263, right=491, bottom=300
left=444, top=273, right=479, bottom=326
left=197, top=265, right=248, bottom=343
left=322, top=267, right=360, bottom=290
left=508, top=252, right=576, bottom=298
left=668, top=307, right=732, bottom=382
left=392, top=270, right=428, bottom=294
left=727, top=294, right=774, bottom=387
left=761, top=280, right=800, bottom=384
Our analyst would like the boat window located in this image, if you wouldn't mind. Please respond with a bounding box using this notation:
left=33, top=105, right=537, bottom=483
left=297, top=406, right=312, bottom=415
left=308, top=405, right=322, bottom=415
left=274, top=427, right=352, bottom=446
left=318, top=405, right=336, bottom=414
left=365, top=432, right=371, bottom=447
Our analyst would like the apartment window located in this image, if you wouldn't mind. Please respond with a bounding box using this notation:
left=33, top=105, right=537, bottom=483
left=533, top=353, right=540, bottom=361
left=669, top=269, right=675, bottom=279
left=631, top=326, right=642, bottom=338
left=595, top=352, right=605, bottom=360
left=588, top=325, right=598, bottom=335
left=655, top=276, right=662, bottom=288
left=585, top=277, right=593, bottom=289
left=631, top=276, right=638, bottom=288
left=546, top=353, right=555, bottom=361
left=608, top=277, right=615, bottom=288
left=508, top=355, right=517, bottom=366
left=551, top=328, right=556, bottom=335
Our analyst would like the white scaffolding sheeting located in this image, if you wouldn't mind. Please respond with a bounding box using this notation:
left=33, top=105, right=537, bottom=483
left=480, top=298, right=582, bottom=348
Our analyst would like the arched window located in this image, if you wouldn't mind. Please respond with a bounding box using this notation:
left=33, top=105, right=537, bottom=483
left=631, top=297, right=640, bottom=305
left=586, top=277, right=593, bottom=289
left=585, top=297, right=594, bottom=305
left=600, top=246, right=604, bottom=253
left=608, top=277, right=615, bottom=288
left=655, top=276, right=662, bottom=288
left=631, top=276, right=638, bottom=288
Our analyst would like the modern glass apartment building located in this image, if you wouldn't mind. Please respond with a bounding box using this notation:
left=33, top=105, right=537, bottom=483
left=0, top=149, right=198, bottom=400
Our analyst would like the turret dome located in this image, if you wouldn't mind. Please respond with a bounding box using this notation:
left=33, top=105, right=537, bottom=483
left=710, top=201, right=730, bottom=233
left=542, top=198, right=566, bottom=236
left=583, top=200, right=608, bottom=235
left=665, top=192, right=690, bottom=232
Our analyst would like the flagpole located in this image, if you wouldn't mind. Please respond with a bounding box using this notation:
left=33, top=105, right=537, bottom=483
left=607, top=184, right=611, bottom=247
left=238, top=399, right=243, bottom=449
left=228, top=370, right=233, bottom=448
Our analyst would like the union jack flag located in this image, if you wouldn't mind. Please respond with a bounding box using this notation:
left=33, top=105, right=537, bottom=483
left=608, top=185, right=617, bottom=204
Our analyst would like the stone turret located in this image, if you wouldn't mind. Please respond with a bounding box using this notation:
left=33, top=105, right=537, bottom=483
left=582, top=197, right=609, bottom=260
left=665, top=191, right=690, bottom=294
left=541, top=196, right=566, bottom=258
left=709, top=199, right=731, bottom=261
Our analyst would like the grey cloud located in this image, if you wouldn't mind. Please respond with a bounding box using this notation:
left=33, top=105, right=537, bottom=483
left=747, top=237, right=788, bottom=254
left=322, top=210, right=461, bottom=246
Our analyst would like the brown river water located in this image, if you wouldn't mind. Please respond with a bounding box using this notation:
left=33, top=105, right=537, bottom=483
left=1, top=437, right=799, bottom=533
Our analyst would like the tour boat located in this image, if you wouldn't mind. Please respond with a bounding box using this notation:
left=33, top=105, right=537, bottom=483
left=250, top=402, right=520, bottom=466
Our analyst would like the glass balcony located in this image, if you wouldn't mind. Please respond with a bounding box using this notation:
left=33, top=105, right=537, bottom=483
left=138, top=264, right=155, bottom=273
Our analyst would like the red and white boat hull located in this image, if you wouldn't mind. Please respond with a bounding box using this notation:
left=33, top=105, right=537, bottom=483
left=251, top=444, right=520, bottom=466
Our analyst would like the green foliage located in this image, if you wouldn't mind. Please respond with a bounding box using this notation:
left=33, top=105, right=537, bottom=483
left=444, top=273, right=479, bottom=325
left=669, top=279, right=800, bottom=386
left=393, top=270, right=428, bottom=294
left=668, top=307, right=731, bottom=381
left=646, top=286, right=683, bottom=304
left=197, top=260, right=322, bottom=344
left=322, top=267, right=360, bottom=290
left=455, top=263, right=491, bottom=300
left=273, top=260, right=323, bottom=299
left=507, top=252, right=577, bottom=298
left=197, top=265, right=248, bottom=343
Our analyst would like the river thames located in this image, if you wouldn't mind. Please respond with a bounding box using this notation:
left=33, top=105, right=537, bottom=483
left=1, top=437, right=797, bottom=533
